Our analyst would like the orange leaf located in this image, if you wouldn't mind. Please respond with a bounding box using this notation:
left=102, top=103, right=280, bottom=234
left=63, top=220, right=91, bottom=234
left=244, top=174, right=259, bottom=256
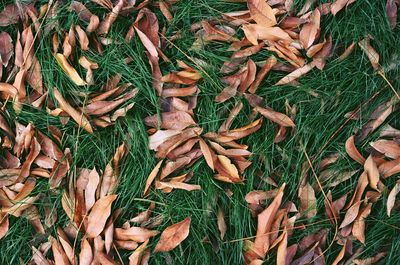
left=55, top=53, right=87, bottom=86
left=248, top=0, right=276, bottom=27
left=255, top=106, right=295, bottom=127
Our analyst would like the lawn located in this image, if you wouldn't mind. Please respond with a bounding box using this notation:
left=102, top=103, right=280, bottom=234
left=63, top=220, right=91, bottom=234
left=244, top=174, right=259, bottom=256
left=0, top=0, right=400, bottom=264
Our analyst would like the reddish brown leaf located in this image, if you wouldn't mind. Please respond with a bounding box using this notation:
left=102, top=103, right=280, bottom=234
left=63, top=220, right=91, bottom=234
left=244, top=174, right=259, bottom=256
left=0, top=32, right=13, bottom=67
left=370, top=139, right=400, bottom=159
left=253, top=183, right=285, bottom=257
left=299, top=182, right=317, bottom=219
left=331, top=0, right=356, bottom=15
left=352, top=203, right=372, bottom=244
left=345, top=135, right=365, bottom=164
left=248, top=56, right=277, bottom=94
left=143, top=160, right=163, bottom=196
left=217, top=207, right=227, bottom=239
left=275, top=62, right=315, bottom=85
left=145, top=111, right=196, bottom=130
left=154, top=217, right=191, bottom=252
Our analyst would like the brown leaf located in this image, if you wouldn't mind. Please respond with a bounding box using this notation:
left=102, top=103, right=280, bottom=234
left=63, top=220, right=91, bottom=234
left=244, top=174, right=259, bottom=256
left=86, top=194, right=117, bottom=238
left=75, top=25, right=89, bottom=50
left=154, top=217, right=191, bottom=252
left=217, top=207, right=227, bottom=239
left=51, top=237, right=70, bottom=265
left=370, top=139, right=400, bottom=159
left=0, top=213, right=9, bottom=239
left=299, top=182, right=317, bottom=219
left=18, top=137, right=41, bottom=182
left=253, top=183, right=285, bottom=257
left=276, top=230, right=288, bottom=265
left=299, top=9, right=320, bottom=49
left=199, top=138, right=215, bottom=171
left=0, top=4, right=19, bottom=26
left=215, top=79, right=240, bottom=103
left=248, top=0, right=277, bottom=27
left=338, top=42, right=356, bottom=61
left=275, top=62, right=315, bottom=85
left=53, top=87, right=93, bottom=133
left=255, top=106, right=295, bottom=127
left=97, top=0, right=124, bottom=35
left=386, top=0, right=398, bottom=29
left=331, top=0, right=356, bottom=16
left=248, top=56, right=277, bottom=94
left=242, top=25, right=292, bottom=46
left=345, top=135, right=365, bottom=164
left=379, top=157, right=400, bottom=178
left=358, top=37, right=380, bottom=71
left=55, top=53, right=87, bottom=86
left=115, top=227, right=159, bottom=242
left=364, top=156, right=380, bottom=191
left=0, top=32, right=13, bottom=67
left=387, top=182, right=400, bottom=216
left=79, top=238, right=93, bottom=265
left=143, top=160, right=163, bottom=196
left=352, top=203, right=372, bottom=244
left=129, top=240, right=149, bottom=265
left=156, top=180, right=201, bottom=192
left=340, top=200, right=361, bottom=228
left=353, top=252, right=386, bottom=265
left=145, top=111, right=196, bottom=130
left=71, top=1, right=100, bottom=32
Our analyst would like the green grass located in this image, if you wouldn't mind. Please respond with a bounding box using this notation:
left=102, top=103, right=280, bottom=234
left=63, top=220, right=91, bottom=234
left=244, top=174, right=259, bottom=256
left=1, top=0, right=400, bottom=264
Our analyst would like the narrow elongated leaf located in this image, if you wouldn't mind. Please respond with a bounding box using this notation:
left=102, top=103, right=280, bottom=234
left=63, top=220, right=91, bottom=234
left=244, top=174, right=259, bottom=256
left=55, top=53, right=87, bottom=86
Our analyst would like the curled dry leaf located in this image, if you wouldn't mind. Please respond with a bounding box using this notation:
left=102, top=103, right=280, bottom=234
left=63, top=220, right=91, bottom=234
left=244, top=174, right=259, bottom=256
left=154, top=217, right=191, bottom=252
left=242, top=25, right=292, bottom=46
left=299, top=9, right=320, bottom=49
left=352, top=203, right=372, bottom=244
left=345, top=135, right=365, bottom=164
left=331, top=0, right=356, bottom=16
left=386, top=0, right=399, bottom=29
left=358, top=37, right=380, bottom=71
left=86, top=194, right=117, bottom=238
left=53, top=87, right=93, bottom=133
left=55, top=53, right=87, bottom=86
left=370, top=139, right=400, bottom=159
left=299, top=182, right=317, bottom=219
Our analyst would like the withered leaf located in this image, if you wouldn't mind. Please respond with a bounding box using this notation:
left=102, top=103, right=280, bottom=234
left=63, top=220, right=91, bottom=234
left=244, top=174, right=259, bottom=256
left=387, top=181, right=400, bottom=216
left=154, top=217, right=191, bottom=252
left=345, top=135, right=365, bottom=164
left=55, top=53, right=87, bottom=86
left=0, top=32, right=13, bottom=67
left=299, top=182, right=317, bottom=219
left=358, top=37, right=380, bottom=71
left=115, top=227, right=159, bottom=242
left=143, top=160, right=163, bottom=196
left=386, top=0, right=398, bottom=29
left=255, top=106, right=295, bottom=127
left=331, top=0, right=356, bottom=16
left=199, top=138, right=215, bottom=171
left=217, top=207, right=227, bottom=240
left=299, top=9, right=320, bottom=49
left=248, top=0, right=277, bottom=27
left=352, top=203, right=372, bottom=244
left=86, top=194, right=117, bottom=238
left=53, top=87, right=93, bottom=133
left=242, top=25, right=292, bottom=46
left=275, top=62, right=315, bottom=85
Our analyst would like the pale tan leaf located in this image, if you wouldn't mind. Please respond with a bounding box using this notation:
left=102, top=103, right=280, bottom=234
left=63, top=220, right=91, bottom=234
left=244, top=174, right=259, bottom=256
left=217, top=207, right=227, bottom=239
left=387, top=182, right=400, bottom=216
left=275, top=63, right=315, bottom=85
left=255, top=106, right=295, bottom=127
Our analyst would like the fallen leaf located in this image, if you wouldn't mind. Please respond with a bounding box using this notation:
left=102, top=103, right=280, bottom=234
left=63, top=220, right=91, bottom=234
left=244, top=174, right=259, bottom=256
left=86, top=194, right=117, bottom=238
left=299, top=9, right=320, bottom=49
left=340, top=200, right=361, bottom=228
left=242, top=25, right=292, bottom=45
left=248, top=56, right=277, bottom=94
left=370, top=139, right=400, bottom=159
left=352, top=203, right=372, bottom=244
left=345, top=135, right=365, bottom=164
left=143, top=160, right=163, bottom=195
left=0, top=32, right=13, bottom=67
left=275, top=62, right=315, bottom=85
left=154, top=217, right=191, bottom=252
left=248, top=0, right=277, bottom=27
left=53, top=87, right=93, bottom=133
left=387, top=182, right=400, bottom=216
left=254, top=183, right=285, bottom=257
left=217, top=207, right=227, bottom=239
left=331, top=0, right=356, bottom=15
left=55, top=53, right=87, bottom=86
left=115, top=227, right=159, bottom=242
left=358, top=37, right=380, bottom=71
left=299, top=182, right=317, bottom=219
left=386, top=0, right=398, bottom=29
left=255, top=106, right=295, bottom=127
left=199, top=138, right=215, bottom=171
